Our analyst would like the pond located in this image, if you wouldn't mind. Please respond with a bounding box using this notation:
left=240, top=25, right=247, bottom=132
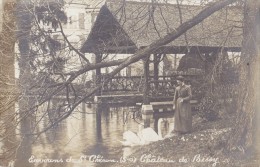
left=13, top=103, right=172, bottom=167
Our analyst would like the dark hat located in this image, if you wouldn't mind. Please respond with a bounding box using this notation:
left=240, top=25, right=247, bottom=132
left=176, top=76, right=185, bottom=82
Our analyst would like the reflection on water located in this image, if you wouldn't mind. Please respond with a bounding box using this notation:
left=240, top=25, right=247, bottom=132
left=15, top=103, right=145, bottom=167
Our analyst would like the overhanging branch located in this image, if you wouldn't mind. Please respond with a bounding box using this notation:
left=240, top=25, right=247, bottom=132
left=34, top=0, right=239, bottom=135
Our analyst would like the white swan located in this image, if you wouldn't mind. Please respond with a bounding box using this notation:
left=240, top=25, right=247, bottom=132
left=121, top=130, right=145, bottom=146
left=120, top=118, right=173, bottom=146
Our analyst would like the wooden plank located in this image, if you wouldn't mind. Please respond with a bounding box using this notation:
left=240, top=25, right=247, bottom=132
left=96, top=94, right=143, bottom=98
left=137, top=100, right=198, bottom=106
left=94, top=94, right=144, bottom=104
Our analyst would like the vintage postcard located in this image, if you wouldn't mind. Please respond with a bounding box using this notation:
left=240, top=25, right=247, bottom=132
left=0, top=0, right=259, bottom=166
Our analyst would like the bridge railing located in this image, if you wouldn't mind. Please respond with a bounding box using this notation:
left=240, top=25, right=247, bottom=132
left=102, top=76, right=145, bottom=93
left=101, top=74, right=204, bottom=98
left=149, top=80, right=176, bottom=97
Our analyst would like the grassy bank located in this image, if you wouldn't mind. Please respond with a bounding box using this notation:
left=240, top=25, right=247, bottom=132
left=106, top=110, right=259, bottom=167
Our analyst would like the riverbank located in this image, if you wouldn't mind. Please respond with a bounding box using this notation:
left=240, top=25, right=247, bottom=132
left=108, top=110, right=259, bottom=167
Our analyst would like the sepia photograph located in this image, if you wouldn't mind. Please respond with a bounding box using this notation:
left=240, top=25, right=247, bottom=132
left=0, top=0, right=259, bottom=166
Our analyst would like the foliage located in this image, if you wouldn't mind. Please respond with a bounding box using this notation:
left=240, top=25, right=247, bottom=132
left=177, top=53, right=205, bottom=71
left=189, top=77, right=207, bottom=100
left=218, top=60, right=239, bottom=84
left=195, top=82, right=239, bottom=121
left=196, top=92, right=221, bottom=121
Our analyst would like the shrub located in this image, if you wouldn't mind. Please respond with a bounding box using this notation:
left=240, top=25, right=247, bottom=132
left=196, top=94, right=221, bottom=121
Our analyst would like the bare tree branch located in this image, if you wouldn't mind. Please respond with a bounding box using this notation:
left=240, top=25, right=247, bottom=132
left=57, top=21, right=91, bottom=64
left=32, top=0, right=239, bottom=135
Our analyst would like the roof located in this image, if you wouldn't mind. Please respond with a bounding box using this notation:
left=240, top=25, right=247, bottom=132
left=81, top=0, right=243, bottom=54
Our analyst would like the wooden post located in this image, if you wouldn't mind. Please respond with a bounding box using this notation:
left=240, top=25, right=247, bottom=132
left=82, top=102, right=86, bottom=113
left=143, top=55, right=150, bottom=104
left=95, top=104, right=102, bottom=141
left=154, top=54, right=161, bottom=90
left=95, top=53, right=102, bottom=96
left=126, top=66, right=131, bottom=77
left=154, top=117, right=159, bottom=133
left=174, top=54, right=177, bottom=70
left=95, top=53, right=103, bottom=141
left=142, top=55, right=153, bottom=128
left=162, top=53, right=167, bottom=76
left=141, top=105, right=153, bottom=128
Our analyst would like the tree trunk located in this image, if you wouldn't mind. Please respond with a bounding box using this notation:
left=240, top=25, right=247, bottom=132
left=15, top=2, right=35, bottom=166
left=228, top=0, right=260, bottom=154
left=0, top=1, right=17, bottom=165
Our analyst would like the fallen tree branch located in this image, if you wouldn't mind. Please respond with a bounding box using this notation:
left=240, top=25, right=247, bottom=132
left=33, top=0, right=239, bottom=135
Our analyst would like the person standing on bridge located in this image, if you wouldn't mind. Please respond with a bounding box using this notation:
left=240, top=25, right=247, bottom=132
left=173, top=76, right=192, bottom=135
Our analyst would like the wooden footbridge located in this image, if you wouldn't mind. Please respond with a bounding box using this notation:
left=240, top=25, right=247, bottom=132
left=92, top=75, right=201, bottom=128
left=78, top=0, right=242, bottom=128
